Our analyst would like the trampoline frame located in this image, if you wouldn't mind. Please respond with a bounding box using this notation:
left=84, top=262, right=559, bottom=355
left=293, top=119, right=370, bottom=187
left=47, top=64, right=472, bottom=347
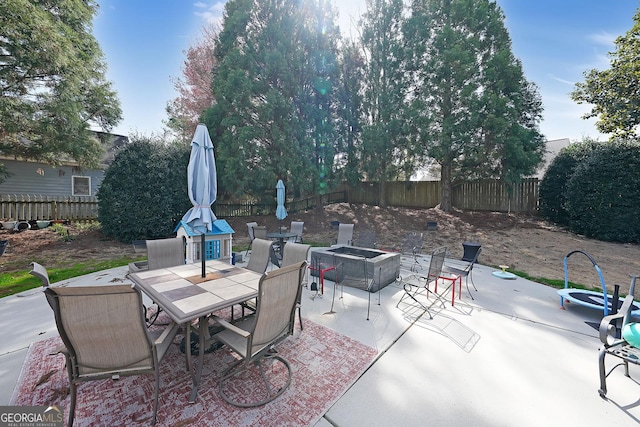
left=560, top=250, right=610, bottom=315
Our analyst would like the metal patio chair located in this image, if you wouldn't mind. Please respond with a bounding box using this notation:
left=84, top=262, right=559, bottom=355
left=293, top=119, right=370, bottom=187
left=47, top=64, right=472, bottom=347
left=44, top=284, right=179, bottom=426
left=399, top=232, right=424, bottom=272
left=211, top=261, right=307, bottom=407
left=397, top=246, right=459, bottom=319
left=598, top=275, right=639, bottom=398
left=246, top=238, right=273, bottom=274
left=289, top=221, right=304, bottom=243
left=334, top=223, right=354, bottom=246
left=357, top=230, right=377, bottom=249
left=282, top=242, right=311, bottom=330
left=128, top=237, right=185, bottom=273
left=443, top=247, right=482, bottom=300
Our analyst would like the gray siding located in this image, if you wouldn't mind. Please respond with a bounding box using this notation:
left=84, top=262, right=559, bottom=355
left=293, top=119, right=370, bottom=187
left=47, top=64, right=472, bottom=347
left=0, top=159, right=104, bottom=197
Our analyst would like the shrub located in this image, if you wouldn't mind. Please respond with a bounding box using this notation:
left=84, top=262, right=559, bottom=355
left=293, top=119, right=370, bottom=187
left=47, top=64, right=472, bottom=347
left=565, top=140, right=640, bottom=243
left=539, top=138, right=603, bottom=226
left=98, top=137, right=191, bottom=243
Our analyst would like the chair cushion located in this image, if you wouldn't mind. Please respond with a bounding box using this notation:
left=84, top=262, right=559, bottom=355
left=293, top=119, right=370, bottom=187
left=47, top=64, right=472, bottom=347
left=622, top=322, right=640, bottom=348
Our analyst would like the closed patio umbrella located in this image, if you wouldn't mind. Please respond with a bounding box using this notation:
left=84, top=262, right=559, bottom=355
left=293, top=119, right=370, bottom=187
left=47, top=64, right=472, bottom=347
left=276, top=179, right=288, bottom=222
left=181, top=124, right=217, bottom=277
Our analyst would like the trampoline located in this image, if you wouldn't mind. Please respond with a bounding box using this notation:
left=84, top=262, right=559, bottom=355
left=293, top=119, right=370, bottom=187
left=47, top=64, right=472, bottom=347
left=558, top=288, right=640, bottom=314
left=559, top=250, right=638, bottom=316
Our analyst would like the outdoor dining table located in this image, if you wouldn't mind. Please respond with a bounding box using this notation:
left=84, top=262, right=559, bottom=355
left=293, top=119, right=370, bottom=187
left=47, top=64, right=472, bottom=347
left=128, top=259, right=262, bottom=403
left=266, top=230, right=298, bottom=256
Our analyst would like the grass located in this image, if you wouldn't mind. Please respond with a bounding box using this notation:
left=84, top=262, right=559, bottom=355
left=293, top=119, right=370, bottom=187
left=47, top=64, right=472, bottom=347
left=504, top=267, right=604, bottom=292
left=0, top=257, right=142, bottom=298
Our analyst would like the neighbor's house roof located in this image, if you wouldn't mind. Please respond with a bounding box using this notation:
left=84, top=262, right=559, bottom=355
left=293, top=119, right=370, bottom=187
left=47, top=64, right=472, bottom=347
left=533, top=138, right=571, bottom=179
left=0, top=131, right=129, bottom=169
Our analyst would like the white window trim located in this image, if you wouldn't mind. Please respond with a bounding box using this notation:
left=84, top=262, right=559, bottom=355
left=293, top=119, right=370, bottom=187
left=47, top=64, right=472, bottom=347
left=72, top=176, right=91, bottom=196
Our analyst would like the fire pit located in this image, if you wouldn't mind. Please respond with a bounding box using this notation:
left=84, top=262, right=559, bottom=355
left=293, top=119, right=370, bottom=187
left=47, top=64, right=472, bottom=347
left=310, top=245, right=400, bottom=292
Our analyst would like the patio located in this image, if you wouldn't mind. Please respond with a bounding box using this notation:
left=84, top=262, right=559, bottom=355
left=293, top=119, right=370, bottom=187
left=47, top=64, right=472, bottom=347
left=1, top=249, right=639, bottom=425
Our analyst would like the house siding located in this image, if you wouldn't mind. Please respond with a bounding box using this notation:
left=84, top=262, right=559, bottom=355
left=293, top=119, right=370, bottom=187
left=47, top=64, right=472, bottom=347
left=0, top=159, right=104, bottom=197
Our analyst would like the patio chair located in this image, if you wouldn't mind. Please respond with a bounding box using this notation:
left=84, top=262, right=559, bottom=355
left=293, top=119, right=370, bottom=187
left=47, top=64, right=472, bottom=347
left=246, top=238, right=273, bottom=274
left=399, top=232, right=424, bottom=272
left=239, top=238, right=273, bottom=318
left=268, top=244, right=281, bottom=269
left=253, top=225, right=267, bottom=240
left=282, top=242, right=311, bottom=330
left=598, top=275, right=639, bottom=398
left=396, top=246, right=458, bottom=319
left=357, top=230, right=377, bottom=248
left=25, top=261, right=52, bottom=300
left=289, top=221, right=304, bottom=243
left=211, top=261, right=307, bottom=407
left=128, top=237, right=185, bottom=273
left=29, top=261, right=50, bottom=288
left=443, top=247, right=482, bottom=300
left=334, top=223, right=354, bottom=246
left=146, top=237, right=185, bottom=270
left=245, top=222, right=258, bottom=257
left=44, top=284, right=179, bottom=426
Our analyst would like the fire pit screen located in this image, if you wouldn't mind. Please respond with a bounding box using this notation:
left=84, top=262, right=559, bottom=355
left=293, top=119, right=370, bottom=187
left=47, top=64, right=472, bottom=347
left=310, top=245, right=400, bottom=292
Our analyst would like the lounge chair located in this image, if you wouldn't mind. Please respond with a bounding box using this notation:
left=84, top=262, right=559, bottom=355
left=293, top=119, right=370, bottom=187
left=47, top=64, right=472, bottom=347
left=44, top=284, right=179, bottom=426
left=598, top=275, right=639, bottom=398
left=211, top=261, right=307, bottom=407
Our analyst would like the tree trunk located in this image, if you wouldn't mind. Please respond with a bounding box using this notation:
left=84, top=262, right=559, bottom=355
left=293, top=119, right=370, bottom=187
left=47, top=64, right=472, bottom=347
left=440, top=162, right=453, bottom=212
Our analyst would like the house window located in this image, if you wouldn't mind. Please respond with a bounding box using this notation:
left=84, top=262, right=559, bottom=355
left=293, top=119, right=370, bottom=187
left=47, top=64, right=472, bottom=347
left=72, top=176, right=91, bottom=196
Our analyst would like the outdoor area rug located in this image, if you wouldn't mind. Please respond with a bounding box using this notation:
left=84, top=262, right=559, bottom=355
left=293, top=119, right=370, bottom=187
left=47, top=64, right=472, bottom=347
left=10, top=317, right=377, bottom=426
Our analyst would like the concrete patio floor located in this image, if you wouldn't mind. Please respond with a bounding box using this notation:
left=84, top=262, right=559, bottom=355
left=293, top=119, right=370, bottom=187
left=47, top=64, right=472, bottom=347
left=1, top=251, right=639, bottom=426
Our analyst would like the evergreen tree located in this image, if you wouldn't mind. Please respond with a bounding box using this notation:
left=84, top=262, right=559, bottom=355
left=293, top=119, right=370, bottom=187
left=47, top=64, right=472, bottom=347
left=0, top=0, right=121, bottom=180
left=203, top=0, right=341, bottom=201
left=333, top=40, right=365, bottom=186
left=359, top=0, right=415, bottom=206
left=404, top=0, right=544, bottom=211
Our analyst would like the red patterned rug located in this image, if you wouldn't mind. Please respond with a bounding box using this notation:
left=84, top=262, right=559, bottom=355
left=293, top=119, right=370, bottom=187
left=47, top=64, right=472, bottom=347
left=10, top=317, right=377, bottom=426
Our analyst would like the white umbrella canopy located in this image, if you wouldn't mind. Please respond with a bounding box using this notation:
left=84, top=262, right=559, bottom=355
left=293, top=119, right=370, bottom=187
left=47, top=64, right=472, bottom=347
left=276, top=179, right=288, bottom=221
left=181, top=124, right=217, bottom=233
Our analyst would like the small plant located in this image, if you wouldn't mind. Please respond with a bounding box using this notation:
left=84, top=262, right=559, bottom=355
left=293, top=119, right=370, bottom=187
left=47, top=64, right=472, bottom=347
left=50, top=223, right=73, bottom=242
left=74, top=221, right=101, bottom=232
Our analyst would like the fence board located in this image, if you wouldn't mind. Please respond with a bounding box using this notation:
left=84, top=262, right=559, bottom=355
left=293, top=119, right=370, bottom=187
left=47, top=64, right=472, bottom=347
left=0, top=179, right=539, bottom=222
left=0, top=195, right=98, bottom=222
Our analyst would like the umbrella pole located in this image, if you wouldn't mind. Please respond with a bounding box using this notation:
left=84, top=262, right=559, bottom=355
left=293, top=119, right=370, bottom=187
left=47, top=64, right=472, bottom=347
left=201, top=233, right=206, bottom=278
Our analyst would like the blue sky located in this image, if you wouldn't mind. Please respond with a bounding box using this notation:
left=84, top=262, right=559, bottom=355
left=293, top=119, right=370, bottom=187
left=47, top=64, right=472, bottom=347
left=93, top=0, right=640, bottom=142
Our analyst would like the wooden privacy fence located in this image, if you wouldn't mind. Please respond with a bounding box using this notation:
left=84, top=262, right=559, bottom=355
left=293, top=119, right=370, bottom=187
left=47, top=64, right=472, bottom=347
left=214, top=191, right=347, bottom=217
left=0, top=195, right=98, bottom=221
left=346, top=179, right=539, bottom=213
left=0, top=179, right=539, bottom=221
left=451, top=179, right=539, bottom=212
